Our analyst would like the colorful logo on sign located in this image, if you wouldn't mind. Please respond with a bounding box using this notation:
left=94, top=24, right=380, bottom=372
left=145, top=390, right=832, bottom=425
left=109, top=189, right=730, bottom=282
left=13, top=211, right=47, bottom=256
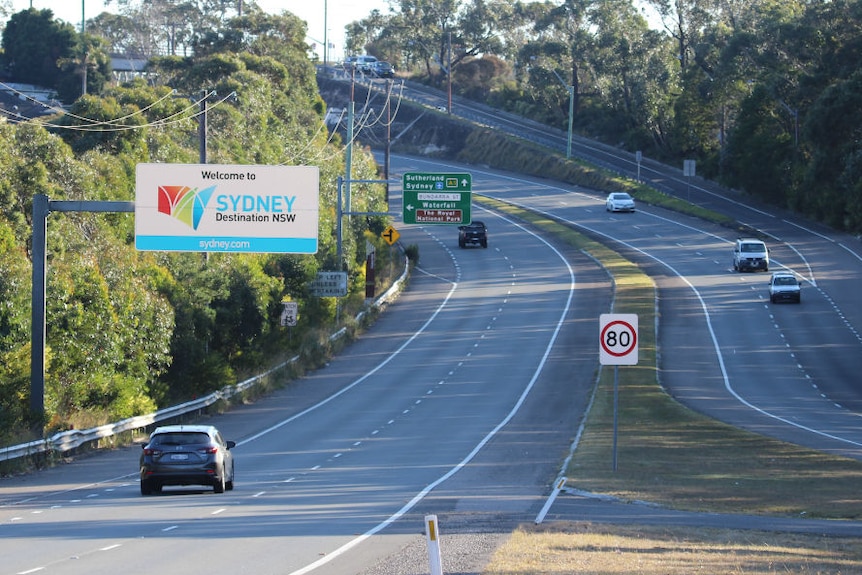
left=158, top=185, right=217, bottom=230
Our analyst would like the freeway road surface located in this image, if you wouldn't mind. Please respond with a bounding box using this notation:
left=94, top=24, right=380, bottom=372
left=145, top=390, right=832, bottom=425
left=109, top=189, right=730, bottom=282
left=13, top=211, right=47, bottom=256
left=0, top=185, right=608, bottom=575
left=3, top=154, right=861, bottom=575
left=391, top=154, right=862, bottom=460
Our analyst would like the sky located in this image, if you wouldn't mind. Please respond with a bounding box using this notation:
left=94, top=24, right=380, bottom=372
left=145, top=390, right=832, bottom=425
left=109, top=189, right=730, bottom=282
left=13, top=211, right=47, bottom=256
left=12, top=1, right=391, bottom=60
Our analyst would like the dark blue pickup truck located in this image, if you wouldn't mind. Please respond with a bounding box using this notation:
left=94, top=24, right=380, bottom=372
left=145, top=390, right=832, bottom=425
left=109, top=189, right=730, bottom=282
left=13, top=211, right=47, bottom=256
left=458, top=221, right=488, bottom=248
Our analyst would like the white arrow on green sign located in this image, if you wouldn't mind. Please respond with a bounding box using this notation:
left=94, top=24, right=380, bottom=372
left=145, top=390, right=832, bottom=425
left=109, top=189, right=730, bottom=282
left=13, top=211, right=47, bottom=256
left=402, top=172, right=472, bottom=225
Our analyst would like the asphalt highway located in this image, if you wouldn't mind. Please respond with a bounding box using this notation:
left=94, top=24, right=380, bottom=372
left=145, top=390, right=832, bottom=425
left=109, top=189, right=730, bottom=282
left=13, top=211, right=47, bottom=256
left=0, top=166, right=608, bottom=575
left=392, top=154, right=862, bottom=460
left=2, top=151, right=861, bottom=575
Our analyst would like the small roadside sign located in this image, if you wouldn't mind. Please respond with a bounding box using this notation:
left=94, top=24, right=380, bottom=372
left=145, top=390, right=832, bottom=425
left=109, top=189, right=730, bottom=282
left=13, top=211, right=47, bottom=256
left=309, top=271, right=347, bottom=297
left=280, top=301, right=298, bottom=327
left=684, top=159, right=696, bottom=177
left=382, top=225, right=400, bottom=245
left=599, top=314, right=639, bottom=365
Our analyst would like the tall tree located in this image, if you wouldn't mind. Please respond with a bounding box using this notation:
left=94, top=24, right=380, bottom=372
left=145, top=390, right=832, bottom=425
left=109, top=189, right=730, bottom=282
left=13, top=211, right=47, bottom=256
left=517, top=0, right=593, bottom=126
left=590, top=0, right=677, bottom=150
left=644, top=0, right=712, bottom=70
left=0, top=219, right=30, bottom=436
left=1, top=8, right=77, bottom=88
left=56, top=34, right=113, bottom=101
left=396, top=0, right=461, bottom=78
left=103, top=0, right=244, bottom=56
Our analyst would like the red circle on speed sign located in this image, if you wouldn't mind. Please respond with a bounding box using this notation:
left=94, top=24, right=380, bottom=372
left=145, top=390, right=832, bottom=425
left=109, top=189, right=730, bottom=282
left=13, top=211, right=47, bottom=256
left=599, top=314, right=638, bottom=365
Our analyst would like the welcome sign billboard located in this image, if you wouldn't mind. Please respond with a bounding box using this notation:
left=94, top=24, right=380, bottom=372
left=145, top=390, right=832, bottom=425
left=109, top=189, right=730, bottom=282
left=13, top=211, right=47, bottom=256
left=135, top=163, right=319, bottom=253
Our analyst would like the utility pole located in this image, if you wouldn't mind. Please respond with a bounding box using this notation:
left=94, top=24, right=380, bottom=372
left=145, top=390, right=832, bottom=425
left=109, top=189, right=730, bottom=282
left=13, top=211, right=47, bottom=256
left=385, top=79, right=392, bottom=203
left=199, top=95, right=208, bottom=164
left=190, top=90, right=237, bottom=164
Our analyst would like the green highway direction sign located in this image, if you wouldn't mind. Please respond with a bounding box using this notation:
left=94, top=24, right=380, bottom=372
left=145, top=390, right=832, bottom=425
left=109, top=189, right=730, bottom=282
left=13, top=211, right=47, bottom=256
left=402, top=172, right=472, bottom=225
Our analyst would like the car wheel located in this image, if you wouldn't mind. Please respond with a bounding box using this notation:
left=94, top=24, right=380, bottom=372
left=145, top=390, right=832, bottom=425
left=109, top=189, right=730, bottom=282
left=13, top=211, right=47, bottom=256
left=226, top=465, right=234, bottom=491
left=214, top=467, right=226, bottom=494
left=141, top=478, right=153, bottom=496
left=481, top=240, right=488, bottom=248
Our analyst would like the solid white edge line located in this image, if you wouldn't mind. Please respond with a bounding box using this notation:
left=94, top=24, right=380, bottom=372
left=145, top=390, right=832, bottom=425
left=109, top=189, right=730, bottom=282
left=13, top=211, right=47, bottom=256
left=286, top=209, right=577, bottom=575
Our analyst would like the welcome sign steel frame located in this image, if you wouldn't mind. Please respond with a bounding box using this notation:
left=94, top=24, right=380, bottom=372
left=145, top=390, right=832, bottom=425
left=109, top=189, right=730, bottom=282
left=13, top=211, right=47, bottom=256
left=30, top=195, right=135, bottom=432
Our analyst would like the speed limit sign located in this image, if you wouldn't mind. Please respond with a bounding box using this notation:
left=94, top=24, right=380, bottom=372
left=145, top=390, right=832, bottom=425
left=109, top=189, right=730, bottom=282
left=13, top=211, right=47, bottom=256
left=599, top=314, right=638, bottom=365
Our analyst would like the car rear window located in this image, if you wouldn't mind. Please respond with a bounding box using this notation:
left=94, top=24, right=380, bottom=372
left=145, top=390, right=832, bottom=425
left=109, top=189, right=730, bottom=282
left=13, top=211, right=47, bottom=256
left=151, top=432, right=210, bottom=446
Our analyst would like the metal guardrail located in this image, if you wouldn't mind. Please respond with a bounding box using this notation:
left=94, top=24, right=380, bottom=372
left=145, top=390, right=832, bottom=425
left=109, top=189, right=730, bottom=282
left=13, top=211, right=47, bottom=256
left=0, top=255, right=408, bottom=463
left=0, top=354, right=293, bottom=463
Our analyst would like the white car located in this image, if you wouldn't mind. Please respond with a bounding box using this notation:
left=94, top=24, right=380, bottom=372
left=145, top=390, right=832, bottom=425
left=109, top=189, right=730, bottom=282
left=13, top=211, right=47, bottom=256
left=354, top=55, right=378, bottom=74
left=768, top=272, right=801, bottom=303
left=606, top=192, right=636, bottom=212
left=733, top=238, right=769, bottom=272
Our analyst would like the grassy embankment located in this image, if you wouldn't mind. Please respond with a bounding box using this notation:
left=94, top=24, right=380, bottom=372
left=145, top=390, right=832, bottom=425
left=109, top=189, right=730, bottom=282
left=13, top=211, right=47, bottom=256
left=477, top=195, right=862, bottom=574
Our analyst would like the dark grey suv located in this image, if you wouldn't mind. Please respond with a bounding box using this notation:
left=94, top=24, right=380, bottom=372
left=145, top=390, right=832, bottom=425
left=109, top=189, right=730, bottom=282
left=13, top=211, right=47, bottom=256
left=140, top=425, right=235, bottom=495
left=458, top=221, right=488, bottom=248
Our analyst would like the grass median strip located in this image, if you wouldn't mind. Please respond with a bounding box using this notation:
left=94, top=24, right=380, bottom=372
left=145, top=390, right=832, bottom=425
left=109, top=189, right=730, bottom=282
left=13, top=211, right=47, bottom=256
left=477, top=195, right=862, bottom=573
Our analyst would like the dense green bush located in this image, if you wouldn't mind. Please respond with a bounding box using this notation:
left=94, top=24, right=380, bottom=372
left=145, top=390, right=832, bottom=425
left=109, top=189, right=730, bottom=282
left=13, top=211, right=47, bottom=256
left=0, top=9, right=391, bottom=442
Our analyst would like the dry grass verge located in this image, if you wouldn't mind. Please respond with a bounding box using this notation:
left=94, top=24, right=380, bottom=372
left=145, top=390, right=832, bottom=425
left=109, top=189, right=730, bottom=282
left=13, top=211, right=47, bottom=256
left=483, top=523, right=862, bottom=574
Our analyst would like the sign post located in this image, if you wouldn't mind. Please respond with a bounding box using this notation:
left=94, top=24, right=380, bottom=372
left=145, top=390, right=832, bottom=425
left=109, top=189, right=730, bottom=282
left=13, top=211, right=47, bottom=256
left=425, top=515, right=444, bottom=575
left=599, top=313, right=639, bottom=471
left=381, top=225, right=400, bottom=246
left=280, top=301, right=298, bottom=327
left=683, top=159, right=696, bottom=202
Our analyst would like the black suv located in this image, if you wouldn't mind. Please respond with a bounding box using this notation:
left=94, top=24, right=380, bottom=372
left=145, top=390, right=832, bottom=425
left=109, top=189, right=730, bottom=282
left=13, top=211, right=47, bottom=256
left=458, top=221, right=488, bottom=248
left=140, top=425, right=235, bottom=495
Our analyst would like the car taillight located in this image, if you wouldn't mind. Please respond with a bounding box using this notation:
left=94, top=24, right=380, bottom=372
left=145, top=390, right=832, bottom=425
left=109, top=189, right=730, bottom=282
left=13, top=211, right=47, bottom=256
left=199, top=446, right=218, bottom=454
left=143, top=448, right=161, bottom=456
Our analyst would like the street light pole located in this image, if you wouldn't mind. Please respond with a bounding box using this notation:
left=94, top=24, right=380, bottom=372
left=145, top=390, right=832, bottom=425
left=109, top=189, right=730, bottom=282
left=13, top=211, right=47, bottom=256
left=447, top=31, right=452, bottom=114
left=566, top=85, right=573, bottom=158
left=323, top=0, right=328, bottom=67
left=779, top=100, right=799, bottom=148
